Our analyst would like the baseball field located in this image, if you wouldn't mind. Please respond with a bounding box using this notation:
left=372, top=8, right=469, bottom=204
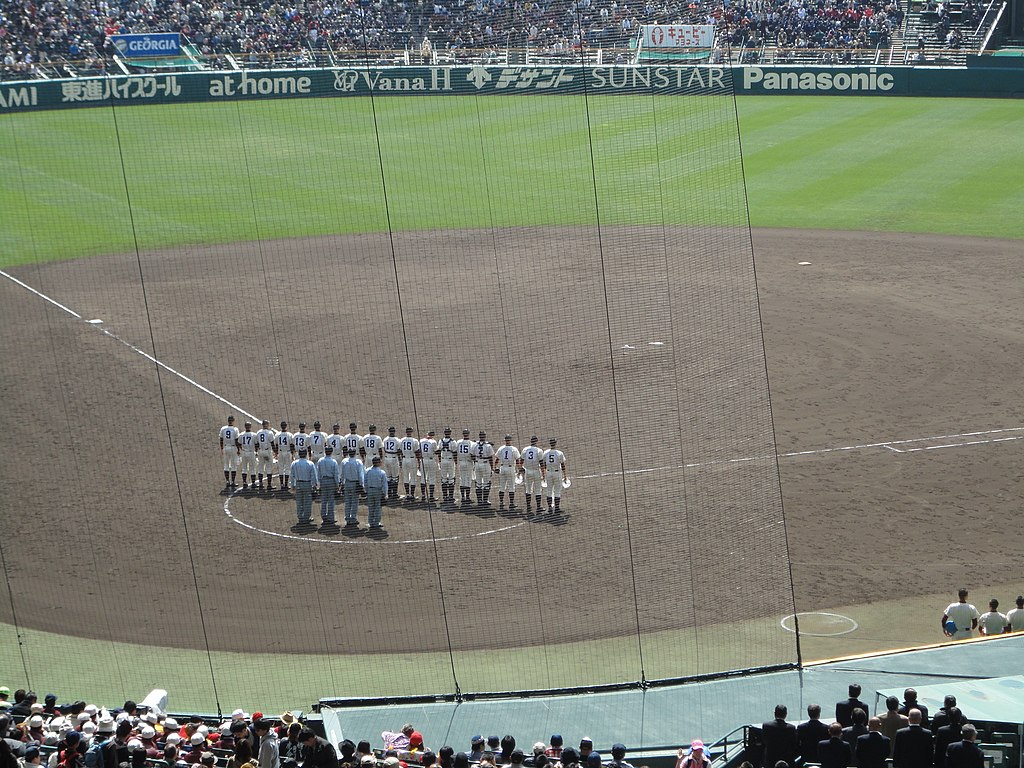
left=1, top=93, right=1022, bottom=713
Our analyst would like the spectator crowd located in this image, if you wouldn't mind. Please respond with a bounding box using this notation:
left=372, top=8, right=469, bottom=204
left=1, top=0, right=918, bottom=80
left=1, top=678, right=1019, bottom=768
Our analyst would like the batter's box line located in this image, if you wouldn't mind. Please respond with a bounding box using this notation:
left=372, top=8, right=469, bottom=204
left=573, top=427, right=1024, bottom=482
left=2, top=270, right=1021, bottom=487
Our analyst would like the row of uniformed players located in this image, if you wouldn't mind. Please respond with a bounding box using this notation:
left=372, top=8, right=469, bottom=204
left=218, top=416, right=570, bottom=511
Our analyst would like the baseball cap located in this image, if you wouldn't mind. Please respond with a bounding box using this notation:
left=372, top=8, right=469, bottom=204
left=406, top=426, right=414, bottom=433
left=549, top=437, right=557, bottom=445
left=611, top=745, right=626, bottom=757
left=227, top=416, right=235, bottom=422
left=24, top=747, right=40, bottom=762
left=280, top=421, right=288, bottom=429
left=550, top=736, right=563, bottom=747
left=579, top=739, right=593, bottom=748
left=586, top=753, right=601, bottom=766
left=191, top=733, right=206, bottom=745
left=472, top=736, right=485, bottom=746
left=463, top=429, right=470, bottom=435
left=0, top=686, right=9, bottom=695
left=313, top=421, right=321, bottom=428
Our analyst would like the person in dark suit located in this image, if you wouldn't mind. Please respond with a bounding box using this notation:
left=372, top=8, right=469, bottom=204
left=798, top=705, right=831, bottom=763
left=843, top=709, right=870, bottom=760
left=819, top=723, right=852, bottom=768
left=893, top=710, right=934, bottom=768
left=945, top=725, right=984, bottom=768
left=934, top=709, right=964, bottom=768
left=899, top=690, right=930, bottom=727
left=931, top=697, right=958, bottom=733
left=762, top=705, right=799, bottom=768
left=856, top=718, right=892, bottom=768
left=837, top=685, right=869, bottom=729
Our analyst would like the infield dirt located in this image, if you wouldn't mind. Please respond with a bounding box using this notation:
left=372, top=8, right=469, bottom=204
left=1, top=227, right=1021, bottom=662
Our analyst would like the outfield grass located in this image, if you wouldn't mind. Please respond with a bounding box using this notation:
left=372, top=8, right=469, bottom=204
left=2, top=96, right=1023, bottom=269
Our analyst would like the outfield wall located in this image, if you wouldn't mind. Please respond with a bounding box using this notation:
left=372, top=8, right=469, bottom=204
left=1, top=64, right=1022, bottom=113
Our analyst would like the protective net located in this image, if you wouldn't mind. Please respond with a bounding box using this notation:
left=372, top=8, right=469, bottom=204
left=0, top=63, right=796, bottom=714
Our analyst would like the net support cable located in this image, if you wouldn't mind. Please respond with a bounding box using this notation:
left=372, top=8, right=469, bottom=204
left=106, top=91, right=224, bottom=717
left=356, top=24, right=462, bottom=699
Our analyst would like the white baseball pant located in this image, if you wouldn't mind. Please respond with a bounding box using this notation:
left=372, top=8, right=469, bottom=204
left=257, top=450, right=274, bottom=476
left=497, top=466, right=516, bottom=492
left=401, top=457, right=418, bottom=485
left=222, top=447, right=239, bottom=471
left=239, top=451, right=257, bottom=477
left=524, top=468, right=542, bottom=496
left=421, top=460, right=439, bottom=486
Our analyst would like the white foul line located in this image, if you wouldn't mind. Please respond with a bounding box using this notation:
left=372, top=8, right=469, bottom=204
left=0, top=268, right=260, bottom=423
left=573, top=427, right=1024, bottom=481
left=3, top=268, right=1022, bottom=485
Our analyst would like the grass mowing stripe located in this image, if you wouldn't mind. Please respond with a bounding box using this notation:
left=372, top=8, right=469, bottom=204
left=2, top=96, right=1023, bottom=269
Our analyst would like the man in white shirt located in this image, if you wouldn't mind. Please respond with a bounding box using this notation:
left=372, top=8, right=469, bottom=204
left=309, top=421, right=329, bottom=463
left=219, top=415, right=240, bottom=488
left=978, top=598, right=1008, bottom=636
left=470, top=431, right=495, bottom=506
left=254, top=420, right=277, bottom=491
left=942, top=588, right=980, bottom=639
left=419, top=430, right=440, bottom=503
left=362, top=424, right=383, bottom=469
left=494, top=435, right=521, bottom=510
left=326, top=424, right=345, bottom=457
left=274, top=421, right=293, bottom=491
left=236, top=421, right=258, bottom=489
left=541, top=438, right=568, bottom=513
left=1008, top=596, right=1024, bottom=632
left=520, top=435, right=544, bottom=514
left=455, top=428, right=474, bottom=504
left=381, top=426, right=402, bottom=500
left=343, top=422, right=364, bottom=459
left=436, top=428, right=458, bottom=505
left=399, top=427, right=421, bottom=502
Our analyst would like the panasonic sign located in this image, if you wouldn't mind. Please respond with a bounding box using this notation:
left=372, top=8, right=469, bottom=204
left=743, top=67, right=896, bottom=93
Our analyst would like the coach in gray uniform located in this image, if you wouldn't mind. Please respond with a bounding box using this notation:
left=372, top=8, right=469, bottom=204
left=341, top=448, right=366, bottom=526
left=290, top=449, right=319, bottom=525
left=317, top=446, right=340, bottom=525
left=364, top=456, right=388, bottom=529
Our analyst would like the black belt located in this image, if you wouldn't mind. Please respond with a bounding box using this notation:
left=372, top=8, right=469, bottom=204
left=385, top=452, right=398, bottom=455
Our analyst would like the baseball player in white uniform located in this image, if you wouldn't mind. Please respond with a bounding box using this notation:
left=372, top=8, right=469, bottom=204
left=399, top=427, right=421, bottom=501
left=291, top=422, right=310, bottom=461
left=471, top=431, right=495, bottom=506
left=254, top=420, right=276, bottom=491
left=542, top=437, right=568, bottom=513
left=326, top=423, right=345, bottom=457
left=343, top=422, right=364, bottom=460
left=362, top=424, right=383, bottom=470
left=419, top=430, right=439, bottom=503
left=219, top=415, right=240, bottom=487
left=381, top=426, right=401, bottom=500
left=437, top=427, right=458, bottom=504
left=309, top=421, right=328, bottom=463
left=455, top=428, right=474, bottom=504
left=520, top=435, right=544, bottom=514
left=236, top=422, right=258, bottom=489
left=494, top=434, right=521, bottom=509
left=274, top=421, right=293, bottom=490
